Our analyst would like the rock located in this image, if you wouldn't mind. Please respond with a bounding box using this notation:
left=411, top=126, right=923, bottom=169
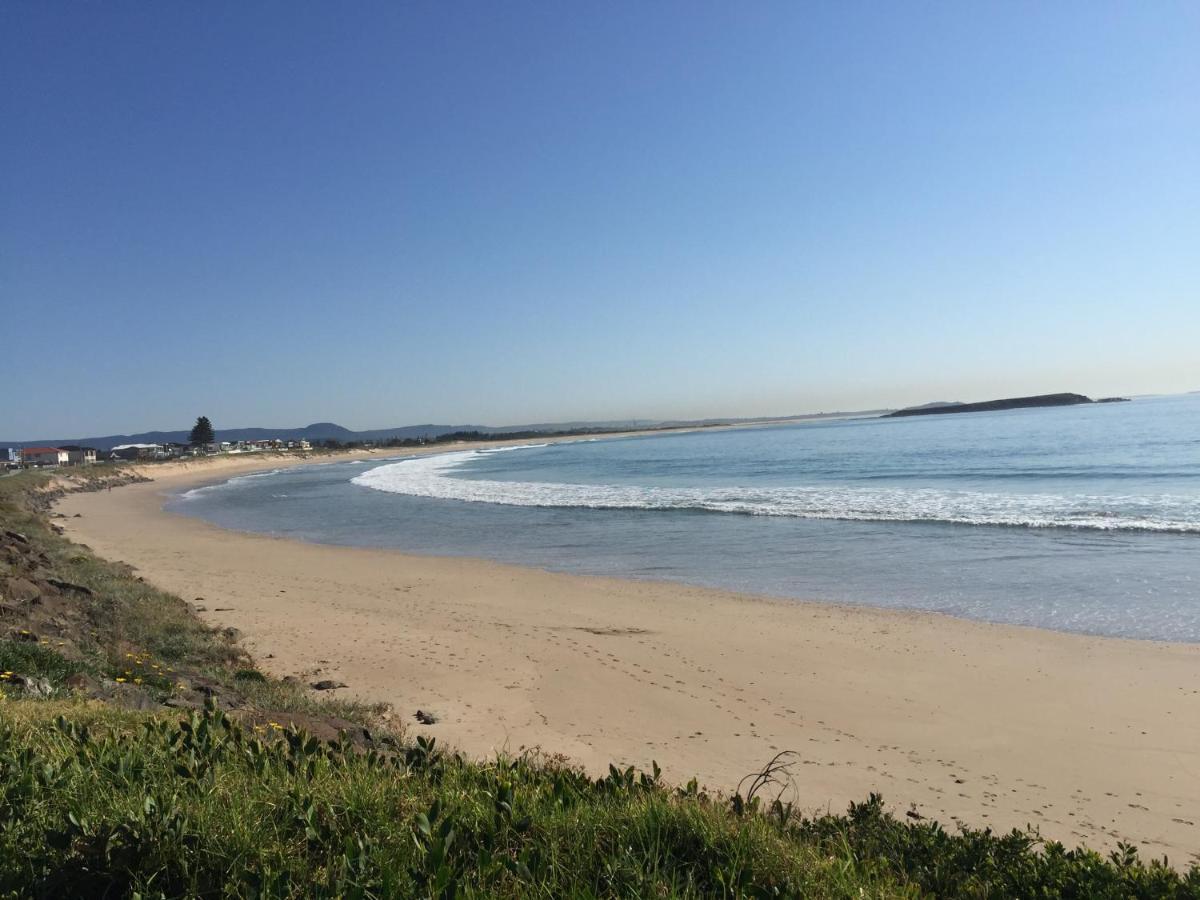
left=11, top=629, right=39, bottom=643
left=311, top=679, right=348, bottom=691
left=46, top=578, right=94, bottom=597
left=222, top=627, right=242, bottom=642
left=4, top=577, right=41, bottom=602
left=73, top=513, right=82, bottom=518
left=12, top=675, right=53, bottom=698
left=64, top=673, right=95, bottom=692
left=415, top=709, right=439, bottom=725
left=112, top=689, right=160, bottom=711
left=163, top=696, right=203, bottom=710
left=3, top=530, right=29, bottom=545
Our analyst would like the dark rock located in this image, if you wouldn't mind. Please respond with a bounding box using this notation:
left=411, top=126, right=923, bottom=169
left=163, top=696, right=203, bottom=710
left=239, top=710, right=376, bottom=746
left=4, top=530, right=29, bottom=545
left=73, top=513, right=82, bottom=518
left=415, top=709, right=439, bottom=725
left=311, top=679, right=348, bottom=691
left=222, top=627, right=242, bottom=642
left=47, top=578, right=94, bottom=597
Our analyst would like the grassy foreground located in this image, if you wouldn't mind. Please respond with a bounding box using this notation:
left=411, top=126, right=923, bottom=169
left=1, top=469, right=1198, bottom=897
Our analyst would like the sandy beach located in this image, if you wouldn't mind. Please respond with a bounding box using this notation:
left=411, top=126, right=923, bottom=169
left=56, top=449, right=1200, bottom=861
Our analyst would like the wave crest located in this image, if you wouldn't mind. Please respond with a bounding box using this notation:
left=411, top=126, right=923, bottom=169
left=351, top=452, right=1200, bottom=534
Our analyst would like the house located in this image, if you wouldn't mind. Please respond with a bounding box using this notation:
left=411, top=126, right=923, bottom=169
left=60, top=445, right=98, bottom=466
left=110, top=443, right=162, bottom=461
left=21, top=447, right=69, bottom=467
left=4, top=447, right=21, bottom=468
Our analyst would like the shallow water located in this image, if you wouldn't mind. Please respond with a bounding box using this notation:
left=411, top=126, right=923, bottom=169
left=170, top=394, right=1200, bottom=642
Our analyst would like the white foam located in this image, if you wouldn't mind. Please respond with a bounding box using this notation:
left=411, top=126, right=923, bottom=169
left=475, top=443, right=551, bottom=454
left=351, top=451, right=1200, bottom=533
left=178, top=468, right=285, bottom=500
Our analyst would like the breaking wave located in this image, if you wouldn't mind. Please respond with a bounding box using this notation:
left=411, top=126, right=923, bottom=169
left=351, top=451, right=1200, bottom=534
left=178, top=469, right=285, bottom=500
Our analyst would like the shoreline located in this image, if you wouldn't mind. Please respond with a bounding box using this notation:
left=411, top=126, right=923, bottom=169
left=55, top=449, right=1200, bottom=860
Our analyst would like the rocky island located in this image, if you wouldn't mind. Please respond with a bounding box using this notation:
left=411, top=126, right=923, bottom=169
left=885, top=392, right=1102, bottom=418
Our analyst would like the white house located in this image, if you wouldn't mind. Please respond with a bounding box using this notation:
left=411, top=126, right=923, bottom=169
left=110, top=443, right=162, bottom=461
left=61, top=446, right=97, bottom=465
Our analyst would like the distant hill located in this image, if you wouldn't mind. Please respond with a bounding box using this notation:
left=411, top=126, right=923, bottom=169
left=884, top=393, right=1095, bottom=418
left=2, top=409, right=889, bottom=451
left=896, top=401, right=965, bottom=412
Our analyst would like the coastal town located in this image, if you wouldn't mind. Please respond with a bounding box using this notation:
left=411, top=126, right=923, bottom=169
left=3, top=438, right=313, bottom=470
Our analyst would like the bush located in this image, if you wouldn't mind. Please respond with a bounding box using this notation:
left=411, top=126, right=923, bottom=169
left=0, top=639, right=82, bottom=688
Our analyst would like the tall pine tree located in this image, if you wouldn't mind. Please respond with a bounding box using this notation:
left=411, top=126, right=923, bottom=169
left=189, top=416, right=215, bottom=445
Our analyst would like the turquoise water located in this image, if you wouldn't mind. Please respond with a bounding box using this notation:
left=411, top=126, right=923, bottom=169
left=170, top=394, right=1200, bottom=641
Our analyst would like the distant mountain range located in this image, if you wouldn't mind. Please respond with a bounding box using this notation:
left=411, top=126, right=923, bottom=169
left=2, top=410, right=887, bottom=451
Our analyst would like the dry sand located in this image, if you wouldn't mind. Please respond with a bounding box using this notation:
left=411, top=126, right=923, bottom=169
left=56, top=449, right=1200, bottom=862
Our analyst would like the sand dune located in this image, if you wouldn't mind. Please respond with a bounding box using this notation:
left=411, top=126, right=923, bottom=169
left=57, top=450, right=1200, bottom=861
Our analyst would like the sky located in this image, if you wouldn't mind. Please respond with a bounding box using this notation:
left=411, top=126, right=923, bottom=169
left=2, top=2, right=1197, bottom=439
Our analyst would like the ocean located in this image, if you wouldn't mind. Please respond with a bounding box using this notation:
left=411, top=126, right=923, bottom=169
left=169, top=393, right=1200, bottom=642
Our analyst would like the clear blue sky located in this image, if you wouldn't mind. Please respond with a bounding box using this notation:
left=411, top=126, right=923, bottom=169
left=3, top=2, right=1197, bottom=439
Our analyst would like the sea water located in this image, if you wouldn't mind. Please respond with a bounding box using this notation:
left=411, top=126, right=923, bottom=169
left=169, top=393, right=1200, bottom=641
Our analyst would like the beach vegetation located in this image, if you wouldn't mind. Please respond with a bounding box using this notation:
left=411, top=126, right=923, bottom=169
left=1, top=700, right=1198, bottom=898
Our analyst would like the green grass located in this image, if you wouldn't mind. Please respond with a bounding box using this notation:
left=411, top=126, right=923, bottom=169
left=1, top=701, right=1198, bottom=898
